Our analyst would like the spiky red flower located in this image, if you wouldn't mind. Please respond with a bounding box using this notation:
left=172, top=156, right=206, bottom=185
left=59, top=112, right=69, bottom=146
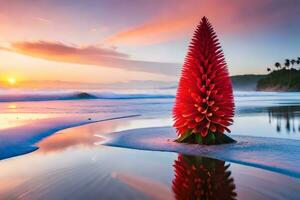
left=172, top=154, right=237, bottom=200
left=173, top=17, right=234, bottom=143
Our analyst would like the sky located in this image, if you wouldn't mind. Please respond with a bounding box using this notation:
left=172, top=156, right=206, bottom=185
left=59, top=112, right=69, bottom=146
left=0, top=0, right=300, bottom=88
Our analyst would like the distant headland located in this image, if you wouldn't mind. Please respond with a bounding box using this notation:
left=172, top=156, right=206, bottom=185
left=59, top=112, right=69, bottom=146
left=257, top=68, right=300, bottom=91
left=232, top=57, right=300, bottom=92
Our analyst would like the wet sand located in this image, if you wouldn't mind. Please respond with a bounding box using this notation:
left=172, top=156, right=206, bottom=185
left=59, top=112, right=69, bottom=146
left=105, top=126, right=300, bottom=178
left=0, top=117, right=300, bottom=200
left=1, top=92, right=300, bottom=199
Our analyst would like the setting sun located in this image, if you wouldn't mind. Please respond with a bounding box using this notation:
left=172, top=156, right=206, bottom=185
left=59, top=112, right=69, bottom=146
left=7, top=77, right=16, bottom=85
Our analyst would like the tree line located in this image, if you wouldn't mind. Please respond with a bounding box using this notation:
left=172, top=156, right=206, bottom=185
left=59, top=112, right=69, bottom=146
left=267, top=57, right=300, bottom=72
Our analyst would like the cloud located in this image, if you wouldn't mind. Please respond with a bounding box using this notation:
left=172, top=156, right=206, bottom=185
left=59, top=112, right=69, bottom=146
left=11, top=41, right=128, bottom=58
left=35, top=17, right=52, bottom=24
left=105, top=0, right=300, bottom=45
left=90, top=26, right=109, bottom=33
left=3, top=40, right=180, bottom=75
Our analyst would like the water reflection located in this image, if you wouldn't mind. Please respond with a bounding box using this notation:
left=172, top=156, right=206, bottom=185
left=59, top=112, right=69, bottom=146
left=172, top=154, right=237, bottom=200
left=37, top=117, right=171, bottom=154
left=268, top=106, right=300, bottom=133
left=37, top=120, right=118, bottom=153
left=1, top=118, right=300, bottom=199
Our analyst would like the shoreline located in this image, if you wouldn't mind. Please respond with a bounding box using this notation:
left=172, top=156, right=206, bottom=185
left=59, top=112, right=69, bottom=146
left=2, top=115, right=300, bottom=180
left=0, top=114, right=140, bottom=161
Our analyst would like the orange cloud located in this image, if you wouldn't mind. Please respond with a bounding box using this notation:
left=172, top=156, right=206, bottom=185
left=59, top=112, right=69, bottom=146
left=105, top=0, right=298, bottom=45
left=2, top=41, right=180, bottom=75
left=106, top=15, right=195, bottom=45
left=11, top=41, right=128, bottom=58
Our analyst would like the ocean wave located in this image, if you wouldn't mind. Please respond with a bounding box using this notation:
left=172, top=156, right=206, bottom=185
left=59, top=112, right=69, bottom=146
left=0, top=91, right=175, bottom=102
left=0, top=90, right=299, bottom=102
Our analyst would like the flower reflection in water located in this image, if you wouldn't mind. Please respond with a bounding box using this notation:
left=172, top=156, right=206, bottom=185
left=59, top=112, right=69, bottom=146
left=172, top=154, right=237, bottom=200
left=268, top=106, right=300, bottom=133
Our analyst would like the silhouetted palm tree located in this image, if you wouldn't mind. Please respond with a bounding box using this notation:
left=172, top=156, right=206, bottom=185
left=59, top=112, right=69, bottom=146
left=291, top=59, right=296, bottom=69
left=285, top=59, right=290, bottom=69
left=275, top=62, right=281, bottom=70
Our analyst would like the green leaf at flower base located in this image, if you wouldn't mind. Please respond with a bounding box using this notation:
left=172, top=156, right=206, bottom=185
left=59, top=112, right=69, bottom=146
left=211, top=133, right=216, bottom=143
left=195, top=134, right=203, bottom=144
left=206, top=132, right=216, bottom=145
left=214, top=132, right=237, bottom=144
left=175, top=130, right=192, bottom=142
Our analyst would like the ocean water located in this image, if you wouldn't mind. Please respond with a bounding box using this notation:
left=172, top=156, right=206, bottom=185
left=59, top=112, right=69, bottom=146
left=1, top=90, right=300, bottom=139
left=1, top=90, right=300, bottom=199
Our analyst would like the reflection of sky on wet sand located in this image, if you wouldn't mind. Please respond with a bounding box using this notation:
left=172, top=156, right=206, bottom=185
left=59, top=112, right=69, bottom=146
left=37, top=117, right=172, bottom=154
left=0, top=101, right=75, bottom=129
left=0, top=102, right=53, bottom=129
left=0, top=113, right=51, bottom=130
left=38, top=120, right=123, bottom=153
left=1, top=118, right=300, bottom=199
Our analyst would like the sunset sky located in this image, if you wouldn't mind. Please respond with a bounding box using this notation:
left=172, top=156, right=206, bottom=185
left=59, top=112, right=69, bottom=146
left=0, top=0, right=300, bottom=88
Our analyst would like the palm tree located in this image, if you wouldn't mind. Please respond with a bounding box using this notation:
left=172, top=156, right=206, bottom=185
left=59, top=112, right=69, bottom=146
left=291, top=59, right=296, bottom=69
left=284, top=59, right=290, bottom=69
left=289, top=59, right=296, bottom=86
left=275, top=62, right=281, bottom=70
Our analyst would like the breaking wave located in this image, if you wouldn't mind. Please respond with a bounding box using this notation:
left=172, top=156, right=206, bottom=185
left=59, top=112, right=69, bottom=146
left=0, top=91, right=175, bottom=102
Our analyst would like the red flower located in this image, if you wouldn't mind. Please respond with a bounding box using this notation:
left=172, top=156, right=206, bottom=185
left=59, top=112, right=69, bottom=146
left=173, top=16, right=234, bottom=143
